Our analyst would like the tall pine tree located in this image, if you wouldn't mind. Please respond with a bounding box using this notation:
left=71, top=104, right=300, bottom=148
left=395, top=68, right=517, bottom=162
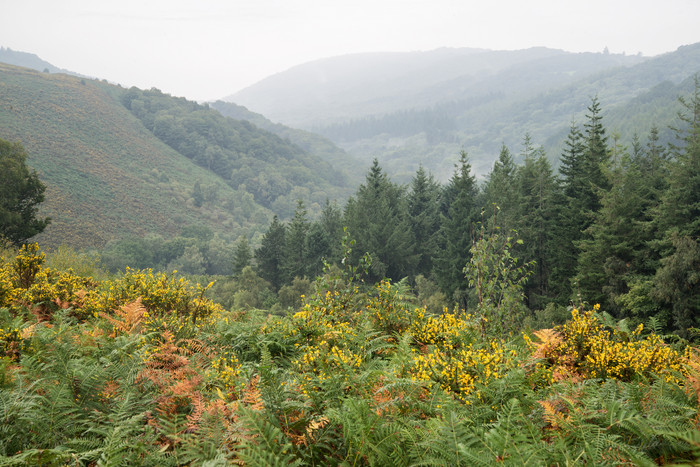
left=254, top=215, right=287, bottom=291
left=408, top=165, right=441, bottom=278
left=282, top=199, right=310, bottom=282
left=514, top=137, right=559, bottom=310
left=344, top=159, right=418, bottom=282
left=482, top=143, right=519, bottom=233
left=434, top=150, right=479, bottom=307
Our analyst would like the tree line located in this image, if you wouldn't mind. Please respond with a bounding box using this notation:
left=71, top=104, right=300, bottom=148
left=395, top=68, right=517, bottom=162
left=254, top=83, right=699, bottom=335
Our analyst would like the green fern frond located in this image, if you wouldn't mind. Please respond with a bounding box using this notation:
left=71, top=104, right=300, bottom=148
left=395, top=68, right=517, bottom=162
left=237, top=408, right=302, bottom=467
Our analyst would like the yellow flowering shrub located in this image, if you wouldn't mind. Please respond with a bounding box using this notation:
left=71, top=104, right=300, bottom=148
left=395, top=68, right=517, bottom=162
left=525, top=306, right=687, bottom=383
left=410, top=307, right=474, bottom=349
left=0, top=260, right=20, bottom=308
left=0, top=244, right=97, bottom=318
left=22, top=268, right=95, bottom=314
left=83, top=268, right=222, bottom=321
left=208, top=351, right=243, bottom=398
left=406, top=304, right=516, bottom=403
left=0, top=324, right=27, bottom=360
left=366, top=280, right=419, bottom=334
left=12, top=243, right=45, bottom=289
left=293, top=338, right=363, bottom=394
left=411, top=340, right=515, bottom=403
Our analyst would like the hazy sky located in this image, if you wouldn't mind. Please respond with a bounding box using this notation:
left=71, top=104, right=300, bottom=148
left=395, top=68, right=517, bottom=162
left=2, top=0, right=699, bottom=102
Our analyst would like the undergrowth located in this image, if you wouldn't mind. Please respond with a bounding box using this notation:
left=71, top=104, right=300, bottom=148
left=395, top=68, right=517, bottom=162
left=0, top=244, right=698, bottom=465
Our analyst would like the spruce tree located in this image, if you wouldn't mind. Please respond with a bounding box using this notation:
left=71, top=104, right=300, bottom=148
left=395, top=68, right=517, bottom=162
left=254, top=215, right=287, bottom=290
left=550, top=121, right=587, bottom=302
left=283, top=199, right=309, bottom=282
left=652, top=77, right=700, bottom=333
left=434, top=150, right=479, bottom=307
left=232, top=236, right=252, bottom=277
left=482, top=143, right=519, bottom=233
left=344, top=159, right=418, bottom=282
left=407, top=165, right=441, bottom=278
left=514, top=140, right=558, bottom=310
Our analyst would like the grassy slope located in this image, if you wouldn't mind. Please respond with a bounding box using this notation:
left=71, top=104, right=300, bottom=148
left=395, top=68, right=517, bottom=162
left=0, top=63, right=273, bottom=249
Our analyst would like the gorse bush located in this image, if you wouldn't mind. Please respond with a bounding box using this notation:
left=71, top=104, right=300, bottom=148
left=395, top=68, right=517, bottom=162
left=526, top=305, right=689, bottom=384
left=0, top=244, right=698, bottom=465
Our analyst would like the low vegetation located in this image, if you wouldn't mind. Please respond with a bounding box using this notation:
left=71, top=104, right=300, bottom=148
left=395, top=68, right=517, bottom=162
left=1, top=243, right=698, bottom=465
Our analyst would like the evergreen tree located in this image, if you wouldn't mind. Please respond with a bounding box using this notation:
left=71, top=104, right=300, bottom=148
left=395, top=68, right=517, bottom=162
left=514, top=140, right=558, bottom=310
left=434, top=150, right=479, bottom=307
left=581, top=96, right=611, bottom=211
left=232, top=236, right=252, bottom=277
left=652, top=77, right=700, bottom=333
left=407, top=165, right=441, bottom=278
left=482, top=143, right=519, bottom=233
left=344, top=159, right=418, bottom=282
left=254, top=216, right=287, bottom=290
left=550, top=121, right=587, bottom=302
left=305, top=200, right=344, bottom=278
left=191, top=180, right=204, bottom=207
left=283, top=200, right=310, bottom=282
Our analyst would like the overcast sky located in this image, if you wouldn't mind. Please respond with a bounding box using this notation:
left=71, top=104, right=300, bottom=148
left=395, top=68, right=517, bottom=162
left=2, top=0, right=699, bottom=102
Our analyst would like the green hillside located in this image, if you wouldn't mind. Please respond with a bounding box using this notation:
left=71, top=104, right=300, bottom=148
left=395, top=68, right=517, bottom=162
left=0, top=63, right=353, bottom=250
left=210, top=100, right=364, bottom=184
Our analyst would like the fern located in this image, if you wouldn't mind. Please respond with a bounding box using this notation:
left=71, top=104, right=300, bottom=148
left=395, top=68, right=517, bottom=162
left=236, top=408, right=303, bottom=467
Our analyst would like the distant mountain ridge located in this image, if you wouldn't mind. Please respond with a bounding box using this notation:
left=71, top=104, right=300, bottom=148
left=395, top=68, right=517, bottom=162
left=0, top=47, right=88, bottom=78
left=225, top=44, right=700, bottom=181
left=226, top=47, right=645, bottom=128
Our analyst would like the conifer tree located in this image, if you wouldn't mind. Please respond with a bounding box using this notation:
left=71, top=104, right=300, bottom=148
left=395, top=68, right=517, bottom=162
left=407, top=165, right=441, bottom=278
left=232, top=236, right=252, bottom=277
left=514, top=138, right=558, bottom=309
left=581, top=96, right=611, bottom=211
left=344, top=159, right=418, bottom=282
left=550, top=121, right=587, bottom=302
left=652, top=77, right=700, bottom=333
left=305, top=200, right=344, bottom=278
left=283, top=200, right=309, bottom=282
left=482, top=143, right=519, bottom=233
left=254, top=215, right=287, bottom=290
left=434, top=150, right=479, bottom=307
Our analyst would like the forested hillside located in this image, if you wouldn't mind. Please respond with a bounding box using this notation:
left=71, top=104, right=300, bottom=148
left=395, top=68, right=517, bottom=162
left=209, top=100, right=363, bottom=184
left=228, top=43, right=700, bottom=182
left=0, top=63, right=355, bottom=262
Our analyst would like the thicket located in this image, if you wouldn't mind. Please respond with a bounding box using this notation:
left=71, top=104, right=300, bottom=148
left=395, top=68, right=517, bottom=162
left=1, top=242, right=699, bottom=465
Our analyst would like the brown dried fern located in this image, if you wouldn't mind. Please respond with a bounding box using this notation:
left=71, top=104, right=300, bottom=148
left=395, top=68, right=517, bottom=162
left=532, top=328, right=563, bottom=359
left=243, top=374, right=264, bottom=411
left=99, top=297, right=147, bottom=336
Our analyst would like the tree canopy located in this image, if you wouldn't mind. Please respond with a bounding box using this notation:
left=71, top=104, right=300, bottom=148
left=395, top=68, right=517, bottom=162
left=0, top=139, right=50, bottom=245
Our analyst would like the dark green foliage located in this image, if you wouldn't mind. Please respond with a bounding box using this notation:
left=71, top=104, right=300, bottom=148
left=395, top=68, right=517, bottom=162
left=434, top=151, right=479, bottom=306
left=407, top=166, right=441, bottom=277
left=513, top=136, right=559, bottom=309
left=343, top=159, right=418, bottom=282
left=0, top=139, right=50, bottom=245
left=482, top=143, right=519, bottom=233
left=283, top=200, right=310, bottom=282
left=304, top=201, right=344, bottom=279
left=232, top=236, right=252, bottom=277
left=255, top=216, right=287, bottom=291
